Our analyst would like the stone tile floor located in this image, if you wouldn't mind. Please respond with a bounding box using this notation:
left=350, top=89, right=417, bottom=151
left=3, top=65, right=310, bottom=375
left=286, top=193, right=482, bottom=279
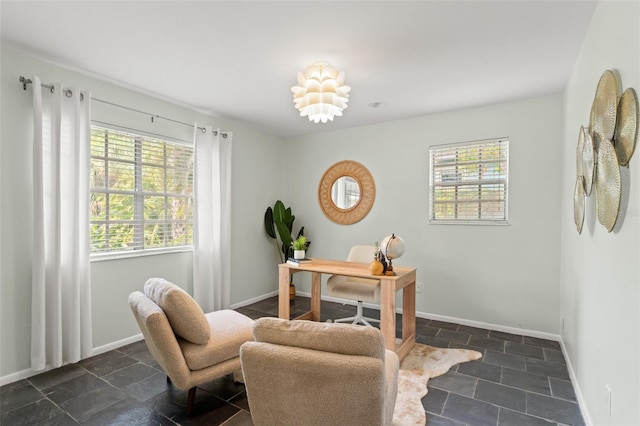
left=1, top=296, right=585, bottom=425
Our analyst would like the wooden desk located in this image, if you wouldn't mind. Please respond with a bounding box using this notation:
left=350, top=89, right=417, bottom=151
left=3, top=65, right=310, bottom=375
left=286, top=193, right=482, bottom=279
left=278, top=259, right=417, bottom=360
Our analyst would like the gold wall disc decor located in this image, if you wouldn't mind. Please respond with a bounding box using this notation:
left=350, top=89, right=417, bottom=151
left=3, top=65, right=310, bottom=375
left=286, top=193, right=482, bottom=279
left=590, top=70, right=618, bottom=146
left=574, top=176, right=585, bottom=234
left=318, top=160, right=375, bottom=225
left=614, top=87, right=638, bottom=166
left=596, top=138, right=621, bottom=232
left=581, top=128, right=595, bottom=196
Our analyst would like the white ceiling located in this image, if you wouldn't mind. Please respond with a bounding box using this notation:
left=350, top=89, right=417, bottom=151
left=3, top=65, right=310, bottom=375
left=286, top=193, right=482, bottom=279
left=1, top=1, right=597, bottom=138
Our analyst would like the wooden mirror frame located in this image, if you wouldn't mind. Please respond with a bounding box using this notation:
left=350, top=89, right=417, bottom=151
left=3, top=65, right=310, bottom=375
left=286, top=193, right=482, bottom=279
left=318, top=160, right=375, bottom=225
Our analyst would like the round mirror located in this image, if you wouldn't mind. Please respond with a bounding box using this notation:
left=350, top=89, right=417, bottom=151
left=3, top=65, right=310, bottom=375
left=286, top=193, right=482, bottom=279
left=331, top=176, right=361, bottom=210
left=318, top=160, right=375, bottom=225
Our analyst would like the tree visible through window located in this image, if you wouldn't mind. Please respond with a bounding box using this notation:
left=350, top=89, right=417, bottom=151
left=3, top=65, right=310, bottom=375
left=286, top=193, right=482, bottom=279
left=429, top=138, right=509, bottom=223
left=90, top=126, right=194, bottom=253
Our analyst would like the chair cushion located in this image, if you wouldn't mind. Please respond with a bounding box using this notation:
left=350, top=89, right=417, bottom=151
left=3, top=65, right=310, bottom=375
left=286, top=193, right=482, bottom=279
left=180, top=309, right=255, bottom=370
left=327, top=278, right=380, bottom=303
left=144, top=278, right=210, bottom=345
left=252, top=317, right=385, bottom=360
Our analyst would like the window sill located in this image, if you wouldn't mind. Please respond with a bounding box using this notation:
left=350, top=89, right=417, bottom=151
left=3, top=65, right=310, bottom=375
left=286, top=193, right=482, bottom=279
left=429, top=219, right=510, bottom=226
left=90, top=246, right=193, bottom=262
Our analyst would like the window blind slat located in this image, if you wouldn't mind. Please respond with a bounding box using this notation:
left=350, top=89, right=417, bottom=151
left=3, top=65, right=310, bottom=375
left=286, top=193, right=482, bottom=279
left=429, top=138, right=509, bottom=223
left=90, top=126, right=194, bottom=253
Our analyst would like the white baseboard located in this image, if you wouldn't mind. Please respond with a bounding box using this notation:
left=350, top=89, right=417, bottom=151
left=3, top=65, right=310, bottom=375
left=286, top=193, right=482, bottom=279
left=0, top=367, right=43, bottom=387
left=229, top=290, right=279, bottom=309
left=559, top=339, right=593, bottom=426
left=91, top=333, right=144, bottom=357
left=298, top=291, right=561, bottom=341
left=0, top=334, right=144, bottom=387
left=415, top=310, right=561, bottom=342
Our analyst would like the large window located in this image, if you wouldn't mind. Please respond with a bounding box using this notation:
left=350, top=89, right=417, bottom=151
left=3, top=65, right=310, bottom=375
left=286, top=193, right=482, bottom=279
left=90, top=126, right=194, bottom=254
left=429, top=138, right=509, bottom=224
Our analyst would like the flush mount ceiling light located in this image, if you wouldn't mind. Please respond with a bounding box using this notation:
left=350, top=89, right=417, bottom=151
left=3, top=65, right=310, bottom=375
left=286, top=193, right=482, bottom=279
left=291, top=61, right=351, bottom=124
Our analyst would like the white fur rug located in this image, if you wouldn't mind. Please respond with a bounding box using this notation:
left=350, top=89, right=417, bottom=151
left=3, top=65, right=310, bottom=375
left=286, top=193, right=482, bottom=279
left=392, top=344, right=483, bottom=425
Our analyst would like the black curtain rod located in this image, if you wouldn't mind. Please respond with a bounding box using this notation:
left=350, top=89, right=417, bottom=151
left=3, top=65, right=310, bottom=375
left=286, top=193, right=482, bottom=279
left=19, top=76, right=228, bottom=138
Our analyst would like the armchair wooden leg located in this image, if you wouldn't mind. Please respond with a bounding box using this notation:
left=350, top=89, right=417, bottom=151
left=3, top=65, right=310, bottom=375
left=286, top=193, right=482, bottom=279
left=186, top=387, right=197, bottom=416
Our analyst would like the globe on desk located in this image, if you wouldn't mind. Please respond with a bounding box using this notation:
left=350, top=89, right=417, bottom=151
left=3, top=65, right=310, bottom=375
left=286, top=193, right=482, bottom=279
left=380, top=234, right=405, bottom=275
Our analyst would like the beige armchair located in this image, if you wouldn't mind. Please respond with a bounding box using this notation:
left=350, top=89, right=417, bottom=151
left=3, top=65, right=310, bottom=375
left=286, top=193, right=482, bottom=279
left=327, top=244, right=381, bottom=326
left=128, top=278, right=254, bottom=415
left=240, top=318, right=399, bottom=426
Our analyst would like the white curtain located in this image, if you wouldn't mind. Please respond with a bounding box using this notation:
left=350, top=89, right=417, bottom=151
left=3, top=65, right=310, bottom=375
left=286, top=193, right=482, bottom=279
left=193, top=125, right=232, bottom=312
left=31, top=76, right=92, bottom=371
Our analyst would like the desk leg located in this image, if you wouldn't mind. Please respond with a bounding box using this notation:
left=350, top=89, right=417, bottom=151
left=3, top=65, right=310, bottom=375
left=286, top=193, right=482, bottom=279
left=278, top=266, right=290, bottom=320
left=311, top=272, right=321, bottom=321
left=380, top=278, right=397, bottom=352
left=402, top=281, right=416, bottom=346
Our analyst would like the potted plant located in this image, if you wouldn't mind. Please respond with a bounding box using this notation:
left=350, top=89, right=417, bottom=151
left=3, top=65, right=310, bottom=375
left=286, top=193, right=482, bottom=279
left=291, top=235, right=308, bottom=259
left=264, top=200, right=310, bottom=299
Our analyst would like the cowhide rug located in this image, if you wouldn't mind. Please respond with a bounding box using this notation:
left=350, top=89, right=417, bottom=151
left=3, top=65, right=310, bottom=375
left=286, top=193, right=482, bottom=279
left=392, top=344, right=483, bottom=425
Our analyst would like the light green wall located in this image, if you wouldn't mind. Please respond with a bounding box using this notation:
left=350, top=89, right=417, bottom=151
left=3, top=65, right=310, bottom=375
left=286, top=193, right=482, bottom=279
left=3, top=5, right=639, bottom=421
left=561, top=1, right=640, bottom=424
left=1, top=43, right=564, bottom=379
left=0, top=44, right=285, bottom=379
left=285, top=94, right=564, bottom=334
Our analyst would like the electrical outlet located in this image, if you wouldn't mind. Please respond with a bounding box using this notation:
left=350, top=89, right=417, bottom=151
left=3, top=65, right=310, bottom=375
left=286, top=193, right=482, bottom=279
left=416, top=282, right=423, bottom=293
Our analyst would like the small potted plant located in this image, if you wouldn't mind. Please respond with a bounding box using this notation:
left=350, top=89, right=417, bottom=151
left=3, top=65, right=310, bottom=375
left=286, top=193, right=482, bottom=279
left=291, top=235, right=308, bottom=259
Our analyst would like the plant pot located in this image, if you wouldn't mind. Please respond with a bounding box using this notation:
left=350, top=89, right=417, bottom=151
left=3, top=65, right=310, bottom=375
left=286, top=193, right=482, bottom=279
left=294, top=250, right=305, bottom=260
left=289, top=283, right=296, bottom=300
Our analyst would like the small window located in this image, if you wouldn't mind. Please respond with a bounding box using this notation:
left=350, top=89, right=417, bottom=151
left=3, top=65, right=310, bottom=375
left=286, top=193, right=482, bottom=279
left=90, top=126, right=194, bottom=254
left=429, top=138, right=509, bottom=224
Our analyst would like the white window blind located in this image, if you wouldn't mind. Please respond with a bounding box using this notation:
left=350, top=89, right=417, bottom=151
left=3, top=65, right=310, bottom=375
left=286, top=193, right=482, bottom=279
left=429, top=138, right=509, bottom=224
left=90, top=126, right=194, bottom=253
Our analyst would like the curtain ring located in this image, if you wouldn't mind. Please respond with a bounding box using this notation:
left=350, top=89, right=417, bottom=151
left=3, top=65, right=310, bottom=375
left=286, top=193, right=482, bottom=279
left=65, top=90, right=73, bottom=98
left=50, top=86, right=55, bottom=94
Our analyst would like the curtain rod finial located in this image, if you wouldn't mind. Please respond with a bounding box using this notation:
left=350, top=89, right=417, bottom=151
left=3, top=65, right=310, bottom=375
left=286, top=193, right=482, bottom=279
left=20, top=76, right=32, bottom=90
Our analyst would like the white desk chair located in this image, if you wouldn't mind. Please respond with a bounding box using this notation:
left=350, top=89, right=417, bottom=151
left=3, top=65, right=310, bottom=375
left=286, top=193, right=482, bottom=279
left=327, top=245, right=381, bottom=326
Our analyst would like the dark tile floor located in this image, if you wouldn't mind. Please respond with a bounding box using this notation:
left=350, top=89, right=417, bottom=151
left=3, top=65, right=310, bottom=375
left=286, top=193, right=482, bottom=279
left=1, top=296, right=585, bottom=426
